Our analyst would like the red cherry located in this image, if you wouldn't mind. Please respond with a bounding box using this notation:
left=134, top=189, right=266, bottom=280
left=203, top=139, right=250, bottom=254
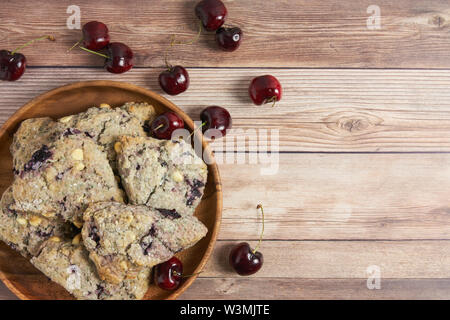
left=249, top=75, right=282, bottom=106
left=0, top=35, right=54, bottom=82
left=159, top=66, right=190, bottom=96
left=147, top=111, right=185, bottom=140
left=229, top=242, right=263, bottom=276
left=104, top=42, right=134, bottom=74
left=82, top=21, right=110, bottom=51
left=155, top=257, right=183, bottom=290
left=195, top=0, right=228, bottom=31
left=229, top=204, right=265, bottom=276
left=200, top=106, right=232, bottom=137
left=0, top=50, right=26, bottom=81
left=215, top=27, right=242, bottom=52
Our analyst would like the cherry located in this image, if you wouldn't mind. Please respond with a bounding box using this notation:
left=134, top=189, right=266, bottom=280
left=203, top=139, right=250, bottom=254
left=104, top=42, right=134, bottom=74
left=215, top=27, right=242, bottom=51
left=200, top=106, right=232, bottom=138
left=80, top=42, right=134, bottom=74
left=195, top=0, right=228, bottom=31
left=0, top=35, right=54, bottom=81
left=159, top=66, right=190, bottom=95
left=249, top=75, right=282, bottom=106
left=0, top=51, right=26, bottom=81
left=82, top=21, right=110, bottom=51
left=229, top=205, right=265, bottom=276
left=155, top=257, right=183, bottom=290
left=147, top=111, right=185, bottom=140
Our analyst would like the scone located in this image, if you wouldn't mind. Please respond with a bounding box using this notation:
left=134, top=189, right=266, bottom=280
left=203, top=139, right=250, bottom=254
left=10, top=117, right=66, bottom=175
left=116, top=136, right=208, bottom=216
left=0, top=187, right=76, bottom=257
left=9, top=134, right=124, bottom=226
left=57, top=102, right=156, bottom=169
left=81, top=202, right=208, bottom=284
left=30, top=240, right=150, bottom=300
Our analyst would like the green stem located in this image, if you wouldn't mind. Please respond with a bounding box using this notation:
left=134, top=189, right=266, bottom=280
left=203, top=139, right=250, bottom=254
left=252, top=204, right=265, bottom=254
left=188, top=122, right=206, bottom=138
left=67, top=37, right=83, bottom=53
left=12, top=35, right=55, bottom=55
left=173, top=270, right=203, bottom=278
left=79, top=46, right=110, bottom=59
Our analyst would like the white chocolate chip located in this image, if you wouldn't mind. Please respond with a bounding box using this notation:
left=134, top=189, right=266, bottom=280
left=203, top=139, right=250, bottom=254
left=16, top=217, right=28, bottom=226
left=29, top=216, right=42, bottom=227
left=42, top=211, right=56, bottom=218
left=99, top=103, right=111, bottom=109
left=172, top=170, right=184, bottom=183
left=74, top=162, right=85, bottom=171
left=49, top=236, right=61, bottom=242
left=114, top=142, right=122, bottom=153
left=72, top=234, right=81, bottom=245
left=59, top=115, right=73, bottom=123
left=120, top=261, right=128, bottom=271
left=73, top=220, right=83, bottom=229
left=71, top=149, right=84, bottom=161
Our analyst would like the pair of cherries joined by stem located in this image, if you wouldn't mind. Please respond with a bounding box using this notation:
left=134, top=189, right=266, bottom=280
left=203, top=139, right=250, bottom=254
left=70, top=21, right=134, bottom=74
left=158, top=0, right=242, bottom=95
left=146, top=106, right=232, bottom=140
left=155, top=204, right=265, bottom=290
left=195, top=0, right=243, bottom=52
left=1, top=35, right=55, bottom=81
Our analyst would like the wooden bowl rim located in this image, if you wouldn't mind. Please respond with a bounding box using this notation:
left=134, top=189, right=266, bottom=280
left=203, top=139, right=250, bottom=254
left=0, top=80, right=223, bottom=300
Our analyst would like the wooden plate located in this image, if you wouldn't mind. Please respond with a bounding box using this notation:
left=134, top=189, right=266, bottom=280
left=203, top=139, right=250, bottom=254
left=0, top=80, right=222, bottom=300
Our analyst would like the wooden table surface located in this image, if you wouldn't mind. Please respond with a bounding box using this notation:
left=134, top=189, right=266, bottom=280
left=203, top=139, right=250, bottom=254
left=1, top=0, right=450, bottom=300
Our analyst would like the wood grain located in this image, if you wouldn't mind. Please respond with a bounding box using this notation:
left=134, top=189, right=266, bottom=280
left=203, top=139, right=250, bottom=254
left=217, top=152, right=450, bottom=240
left=1, top=0, right=450, bottom=68
left=180, top=278, right=450, bottom=300
left=203, top=241, right=450, bottom=278
left=3, top=68, right=450, bottom=152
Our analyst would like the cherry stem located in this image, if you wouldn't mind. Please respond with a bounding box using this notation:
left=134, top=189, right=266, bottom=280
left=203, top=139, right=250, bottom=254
left=163, top=21, right=203, bottom=70
left=188, top=122, right=206, bottom=138
left=266, top=96, right=278, bottom=108
left=79, top=46, right=110, bottom=59
left=67, top=37, right=83, bottom=53
left=154, top=123, right=164, bottom=131
left=12, top=35, right=55, bottom=55
left=173, top=270, right=203, bottom=278
left=252, top=204, right=265, bottom=255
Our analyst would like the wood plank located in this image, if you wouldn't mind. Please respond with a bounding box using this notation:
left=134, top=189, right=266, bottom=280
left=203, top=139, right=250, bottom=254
left=180, top=278, right=450, bottom=300
left=202, top=241, right=450, bottom=278
left=2, top=68, right=450, bottom=152
left=218, top=152, right=450, bottom=240
left=1, top=0, right=450, bottom=68
left=1, top=241, right=450, bottom=299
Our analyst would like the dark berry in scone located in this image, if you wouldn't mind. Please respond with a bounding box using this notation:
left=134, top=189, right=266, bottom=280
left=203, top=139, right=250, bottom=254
left=115, top=136, right=208, bottom=216
left=9, top=134, right=124, bottom=226
left=81, top=202, right=208, bottom=284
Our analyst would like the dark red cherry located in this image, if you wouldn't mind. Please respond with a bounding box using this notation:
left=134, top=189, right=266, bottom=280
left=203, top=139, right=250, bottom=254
left=155, top=257, right=183, bottom=290
left=195, top=0, right=228, bottom=31
left=229, top=242, right=263, bottom=276
left=249, top=75, right=282, bottom=106
left=159, top=66, right=190, bottom=96
left=104, top=42, right=134, bottom=74
left=215, top=27, right=242, bottom=51
left=148, top=111, right=185, bottom=140
left=200, top=106, right=232, bottom=137
left=0, top=50, right=26, bottom=81
left=82, top=21, right=110, bottom=51
left=1, top=35, right=54, bottom=81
